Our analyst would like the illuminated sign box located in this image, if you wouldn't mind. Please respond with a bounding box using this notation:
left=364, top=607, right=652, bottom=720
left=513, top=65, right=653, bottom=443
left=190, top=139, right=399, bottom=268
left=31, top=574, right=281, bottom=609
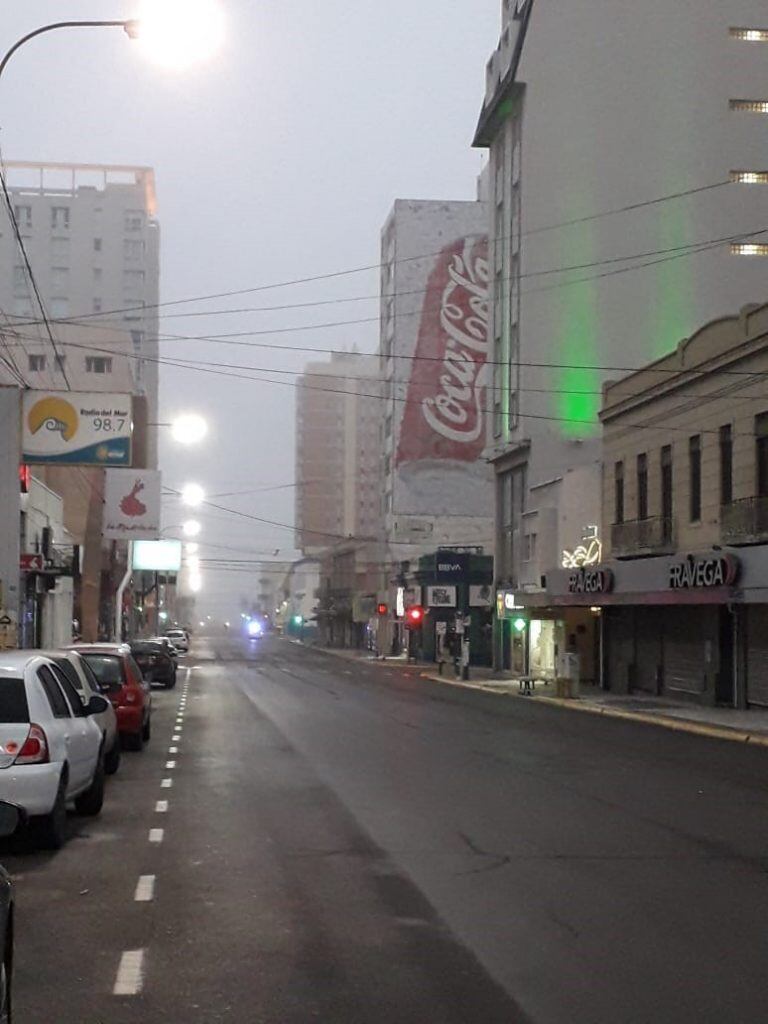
left=132, top=540, right=182, bottom=572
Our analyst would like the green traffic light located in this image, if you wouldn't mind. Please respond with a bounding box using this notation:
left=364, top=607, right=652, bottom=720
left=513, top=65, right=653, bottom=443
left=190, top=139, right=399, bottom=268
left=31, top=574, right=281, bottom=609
left=513, top=617, right=527, bottom=633
left=292, top=615, right=304, bottom=626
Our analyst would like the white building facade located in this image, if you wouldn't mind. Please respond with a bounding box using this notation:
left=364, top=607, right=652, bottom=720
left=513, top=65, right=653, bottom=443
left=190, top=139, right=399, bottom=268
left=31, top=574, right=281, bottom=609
left=475, top=0, right=768, bottom=670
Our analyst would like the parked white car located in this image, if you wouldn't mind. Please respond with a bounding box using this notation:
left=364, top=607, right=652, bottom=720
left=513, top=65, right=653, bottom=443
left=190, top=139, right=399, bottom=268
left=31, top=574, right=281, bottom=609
left=164, top=629, right=189, bottom=653
left=40, top=650, right=121, bottom=775
left=0, top=651, right=109, bottom=849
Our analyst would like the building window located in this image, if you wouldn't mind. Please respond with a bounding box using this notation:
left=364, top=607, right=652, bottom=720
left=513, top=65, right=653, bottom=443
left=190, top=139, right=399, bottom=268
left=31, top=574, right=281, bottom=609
left=54, top=354, right=66, bottom=371
left=523, top=532, right=537, bottom=562
left=50, top=298, right=69, bottom=318
left=636, top=453, right=648, bottom=520
left=85, top=356, right=112, bottom=374
left=729, top=99, right=768, bottom=113
left=384, top=415, right=392, bottom=438
left=14, top=205, right=31, bottom=228
left=13, top=298, right=32, bottom=318
left=498, top=465, right=526, bottom=584
left=730, top=27, right=768, bottom=42
left=689, top=435, right=702, bottom=522
left=51, top=266, right=69, bottom=292
left=756, top=413, right=768, bottom=497
left=730, top=170, right=768, bottom=184
left=661, top=445, right=673, bottom=529
left=731, top=243, right=768, bottom=256
left=12, top=266, right=26, bottom=291
left=51, top=237, right=69, bottom=259
left=51, top=206, right=70, bottom=230
left=719, top=425, right=733, bottom=505
left=93, top=267, right=103, bottom=284
left=93, top=238, right=102, bottom=252
left=124, top=210, right=144, bottom=232
left=614, top=461, right=624, bottom=524
left=124, top=239, right=146, bottom=261
left=28, top=353, right=46, bottom=372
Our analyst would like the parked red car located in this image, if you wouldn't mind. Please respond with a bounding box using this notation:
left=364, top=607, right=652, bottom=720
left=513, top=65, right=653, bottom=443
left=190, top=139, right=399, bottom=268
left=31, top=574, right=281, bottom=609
left=69, top=644, right=152, bottom=751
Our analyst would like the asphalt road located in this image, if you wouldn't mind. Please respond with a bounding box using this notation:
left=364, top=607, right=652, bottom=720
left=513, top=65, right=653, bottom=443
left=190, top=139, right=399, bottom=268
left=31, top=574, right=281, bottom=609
left=4, top=635, right=768, bottom=1022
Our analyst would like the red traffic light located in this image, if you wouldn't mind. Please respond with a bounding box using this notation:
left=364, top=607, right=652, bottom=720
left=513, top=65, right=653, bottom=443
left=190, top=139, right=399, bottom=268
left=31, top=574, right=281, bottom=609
left=377, top=603, right=388, bottom=616
left=19, top=464, right=30, bottom=494
left=406, top=606, right=424, bottom=627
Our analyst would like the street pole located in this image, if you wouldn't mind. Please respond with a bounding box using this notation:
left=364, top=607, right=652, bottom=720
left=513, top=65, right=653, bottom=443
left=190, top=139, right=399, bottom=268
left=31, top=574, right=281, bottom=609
left=0, top=20, right=136, bottom=83
left=114, top=541, right=133, bottom=642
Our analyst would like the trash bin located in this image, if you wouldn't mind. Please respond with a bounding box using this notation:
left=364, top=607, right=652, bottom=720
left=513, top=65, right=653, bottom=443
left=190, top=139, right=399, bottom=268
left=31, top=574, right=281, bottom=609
left=555, top=652, right=580, bottom=699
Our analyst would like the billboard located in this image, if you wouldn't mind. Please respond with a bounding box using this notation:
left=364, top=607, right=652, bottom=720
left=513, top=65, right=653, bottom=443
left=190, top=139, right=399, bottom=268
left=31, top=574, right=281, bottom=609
left=382, top=201, right=493, bottom=528
left=22, top=391, right=131, bottom=465
left=103, top=469, right=162, bottom=541
left=132, top=540, right=182, bottom=572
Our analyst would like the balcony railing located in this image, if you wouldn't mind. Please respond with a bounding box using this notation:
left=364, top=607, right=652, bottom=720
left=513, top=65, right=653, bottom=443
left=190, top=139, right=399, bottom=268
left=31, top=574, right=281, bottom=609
left=721, top=496, right=768, bottom=545
left=611, top=516, right=675, bottom=558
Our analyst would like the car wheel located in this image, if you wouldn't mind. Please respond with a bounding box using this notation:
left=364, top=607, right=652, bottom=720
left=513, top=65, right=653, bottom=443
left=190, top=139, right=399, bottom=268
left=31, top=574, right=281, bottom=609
left=104, top=740, right=121, bottom=776
left=0, top=936, right=11, bottom=1024
left=75, top=755, right=105, bottom=817
left=123, top=729, right=143, bottom=752
left=142, top=716, right=151, bottom=742
left=36, top=775, right=67, bottom=850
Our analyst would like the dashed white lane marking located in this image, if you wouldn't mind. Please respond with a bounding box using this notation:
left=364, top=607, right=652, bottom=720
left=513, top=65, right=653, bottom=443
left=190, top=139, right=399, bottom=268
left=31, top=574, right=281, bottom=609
left=172, top=733, right=181, bottom=741
left=169, top=746, right=179, bottom=754
left=161, top=778, right=173, bottom=788
left=114, top=949, right=145, bottom=996
left=134, top=875, right=156, bottom=902
left=156, top=800, right=169, bottom=813
left=149, top=828, right=164, bottom=843
left=165, top=760, right=177, bottom=769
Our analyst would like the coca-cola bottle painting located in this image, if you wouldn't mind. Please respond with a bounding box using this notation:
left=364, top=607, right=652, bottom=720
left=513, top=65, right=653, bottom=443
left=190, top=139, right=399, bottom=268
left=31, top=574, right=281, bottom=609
left=394, top=236, right=491, bottom=511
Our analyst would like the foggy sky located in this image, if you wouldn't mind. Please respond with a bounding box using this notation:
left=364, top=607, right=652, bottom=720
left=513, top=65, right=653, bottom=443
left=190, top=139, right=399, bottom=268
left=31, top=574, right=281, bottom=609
left=2, top=1, right=499, bottom=618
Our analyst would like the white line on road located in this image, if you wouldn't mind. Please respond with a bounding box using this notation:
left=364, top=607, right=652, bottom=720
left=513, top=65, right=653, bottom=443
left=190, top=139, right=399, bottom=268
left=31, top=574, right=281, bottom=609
left=114, top=950, right=145, bottom=995
left=156, top=800, right=169, bottom=813
left=161, top=778, right=173, bottom=788
left=148, top=828, right=164, bottom=844
left=169, top=746, right=179, bottom=754
left=172, top=733, right=181, bottom=741
left=165, top=760, right=176, bottom=769
left=134, top=875, right=155, bottom=902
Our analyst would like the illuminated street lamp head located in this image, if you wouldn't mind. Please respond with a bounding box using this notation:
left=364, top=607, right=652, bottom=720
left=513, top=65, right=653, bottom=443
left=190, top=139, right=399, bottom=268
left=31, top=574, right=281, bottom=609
left=182, top=519, right=202, bottom=538
left=181, top=482, right=205, bottom=508
left=188, top=574, right=203, bottom=594
left=134, top=0, right=225, bottom=70
left=171, top=413, right=208, bottom=446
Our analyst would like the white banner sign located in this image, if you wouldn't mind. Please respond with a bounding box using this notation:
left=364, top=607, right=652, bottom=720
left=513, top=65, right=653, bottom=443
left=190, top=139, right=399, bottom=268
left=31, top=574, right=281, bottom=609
left=469, top=584, right=493, bottom=607
left=22, top=391, right=132, bottom=465
left=103, top=470, right=162, bottom=540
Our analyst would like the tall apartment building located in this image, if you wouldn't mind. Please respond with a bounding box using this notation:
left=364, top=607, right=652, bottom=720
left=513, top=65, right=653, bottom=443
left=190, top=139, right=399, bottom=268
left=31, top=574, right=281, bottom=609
left=475, top=1, right=768, bottom=669
left=379, top=198, right=493, bottom=560
left=295, top=352, right=381, bottom=555
left=0, top=161, right=160, bottom=464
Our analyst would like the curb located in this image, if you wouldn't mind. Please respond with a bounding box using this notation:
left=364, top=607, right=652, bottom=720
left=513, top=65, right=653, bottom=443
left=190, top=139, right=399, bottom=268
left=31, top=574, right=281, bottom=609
left=418, top=672, right=768, bottom=748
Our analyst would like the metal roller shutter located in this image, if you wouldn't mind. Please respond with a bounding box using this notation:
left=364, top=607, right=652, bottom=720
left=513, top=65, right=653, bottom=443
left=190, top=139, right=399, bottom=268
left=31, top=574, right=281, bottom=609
left=746, top=607, right=768, bottom=708
left=634, top=607, right=664, bottom=694
left=606, top=607, right=634, bottom=694
left=663, top=606, right=712, bottom=697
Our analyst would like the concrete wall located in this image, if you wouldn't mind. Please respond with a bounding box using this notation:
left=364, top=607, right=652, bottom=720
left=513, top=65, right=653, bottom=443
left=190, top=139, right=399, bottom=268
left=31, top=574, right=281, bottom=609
left=0, top=388, right=20, bottom=636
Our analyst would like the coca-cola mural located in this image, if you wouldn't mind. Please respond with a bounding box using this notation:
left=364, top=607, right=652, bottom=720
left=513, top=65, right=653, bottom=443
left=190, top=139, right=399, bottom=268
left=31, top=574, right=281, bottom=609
left=396, top=236, right=489, bottom=465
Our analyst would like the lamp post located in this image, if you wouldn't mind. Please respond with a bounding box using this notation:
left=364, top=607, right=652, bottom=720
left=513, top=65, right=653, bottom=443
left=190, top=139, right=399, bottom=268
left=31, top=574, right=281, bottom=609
left=0, top=21, right=139, bottom=82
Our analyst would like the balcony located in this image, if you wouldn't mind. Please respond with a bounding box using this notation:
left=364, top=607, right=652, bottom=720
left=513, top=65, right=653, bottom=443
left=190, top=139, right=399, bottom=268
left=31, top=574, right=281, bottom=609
left=721, top=496, right=768, bottom=545
left=611, top=517, right=675, bottom=559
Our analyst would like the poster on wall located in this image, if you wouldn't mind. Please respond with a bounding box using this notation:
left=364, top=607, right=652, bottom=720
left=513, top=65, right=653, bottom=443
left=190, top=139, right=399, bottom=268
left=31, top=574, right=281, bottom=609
left=427, top=585, right=457, bottom=608
left=103, top=469, right=161, bottom=540
left=469, top=584, right=493, bottom=607
left=22, top=391, right=132, bottom=465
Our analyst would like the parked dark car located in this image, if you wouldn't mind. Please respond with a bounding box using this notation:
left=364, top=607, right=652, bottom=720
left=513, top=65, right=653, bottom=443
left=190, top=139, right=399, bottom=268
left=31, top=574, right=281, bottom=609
left=129, top=641, right=177, bottom=690
left=0, top=800, right=22, bottom=1022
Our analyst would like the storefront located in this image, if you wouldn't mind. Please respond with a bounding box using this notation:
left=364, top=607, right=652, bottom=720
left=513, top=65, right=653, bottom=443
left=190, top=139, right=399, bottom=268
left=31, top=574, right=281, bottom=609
left=544, top=550, right=768, bottom=709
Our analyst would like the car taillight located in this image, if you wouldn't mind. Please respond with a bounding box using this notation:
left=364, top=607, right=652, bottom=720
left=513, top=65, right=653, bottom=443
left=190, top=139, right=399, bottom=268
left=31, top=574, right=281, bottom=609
left=15, top=724, right=49, bottom=765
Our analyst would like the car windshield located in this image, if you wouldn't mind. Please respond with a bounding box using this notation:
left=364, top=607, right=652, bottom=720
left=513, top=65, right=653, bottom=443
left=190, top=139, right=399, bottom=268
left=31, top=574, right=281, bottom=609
left=80, top=655, right=124, bottom=692
left=0, top=678, right=29, bottom=723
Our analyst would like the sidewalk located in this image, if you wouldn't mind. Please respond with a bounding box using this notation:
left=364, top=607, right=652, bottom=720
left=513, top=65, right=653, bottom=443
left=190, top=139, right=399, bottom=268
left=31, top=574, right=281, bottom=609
left=313, top=643, right=768, bottom=748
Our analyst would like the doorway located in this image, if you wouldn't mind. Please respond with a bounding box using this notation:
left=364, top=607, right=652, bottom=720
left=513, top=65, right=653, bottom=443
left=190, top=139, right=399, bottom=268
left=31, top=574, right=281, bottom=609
left=716, top=606, right=735, bottom=705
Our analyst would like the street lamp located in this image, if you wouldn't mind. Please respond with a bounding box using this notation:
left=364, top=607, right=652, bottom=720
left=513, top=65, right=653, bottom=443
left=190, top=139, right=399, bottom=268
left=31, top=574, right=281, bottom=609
left=182, top=520, right=202, bottom=538
left=181, top=483, right=206, bottom=508
left=170, top=414, right=208, bottom=446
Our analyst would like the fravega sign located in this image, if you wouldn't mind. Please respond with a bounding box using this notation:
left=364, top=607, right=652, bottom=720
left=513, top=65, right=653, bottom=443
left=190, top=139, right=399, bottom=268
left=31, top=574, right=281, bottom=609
left=568, top=568, right=614, bottom=595
left=668, top=555, right=739, bottom=590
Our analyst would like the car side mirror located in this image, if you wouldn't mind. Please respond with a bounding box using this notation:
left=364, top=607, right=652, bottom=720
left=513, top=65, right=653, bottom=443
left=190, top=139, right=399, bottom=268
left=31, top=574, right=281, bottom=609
left=0, top=801, right=22, bottom=838
left=87, top=695, right=110, bottom=715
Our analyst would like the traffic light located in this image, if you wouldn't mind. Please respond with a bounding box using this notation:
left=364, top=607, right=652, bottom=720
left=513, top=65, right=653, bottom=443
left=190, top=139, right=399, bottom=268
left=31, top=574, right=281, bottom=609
left=292, top=615, right=304, bottom=626
left=512, top=616, right=528, bottom=633
left=405, top=606, right=425, bottom=628
left=377, top=603, right=388, bottom=616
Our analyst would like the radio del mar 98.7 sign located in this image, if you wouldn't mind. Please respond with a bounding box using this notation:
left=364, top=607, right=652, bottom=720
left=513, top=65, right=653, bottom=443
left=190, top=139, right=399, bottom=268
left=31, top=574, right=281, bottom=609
left=103, top=469, right=162, bottom=541
left=22, top=390, right=132, bottom=465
